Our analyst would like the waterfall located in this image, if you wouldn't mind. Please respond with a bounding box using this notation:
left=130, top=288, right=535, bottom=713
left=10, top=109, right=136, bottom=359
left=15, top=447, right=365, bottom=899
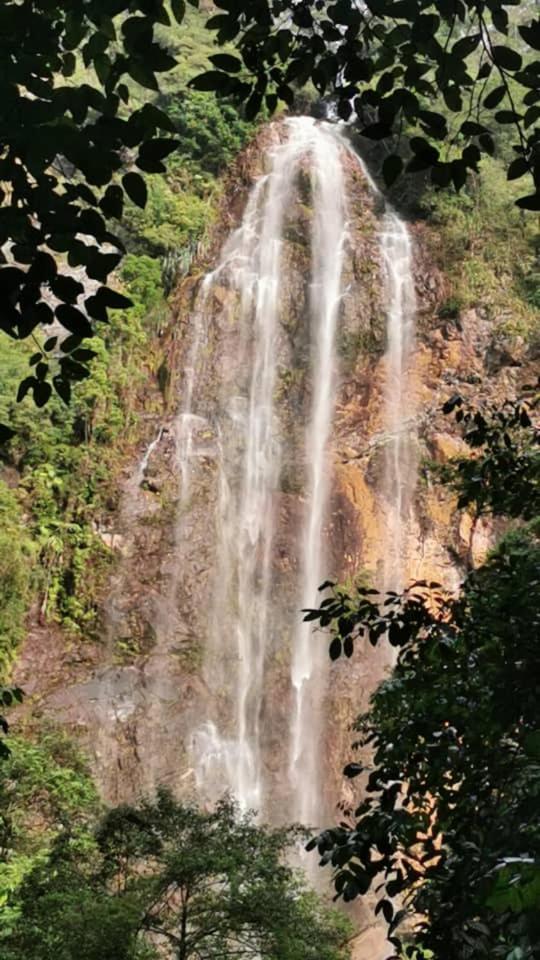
left=188, top=118, right=348, bottom=813
left=289, top=131, right=347, bottom=828
left=182, top=116, right=416, bottom=827
left=380, top=214, right=417, bottom=592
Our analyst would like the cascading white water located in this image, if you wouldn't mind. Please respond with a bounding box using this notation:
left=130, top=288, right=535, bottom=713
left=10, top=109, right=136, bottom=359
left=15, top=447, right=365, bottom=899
left=289, top=130, right=347, bottom=828
left=335, top=126, right=417, bottom=592
left=182, top=116, right=416, bottom=828
left=380, top=214, right=417, bottom=592
left=189, top=118, right=348, bottom=814
left=174, top=277, right=211, bottom=507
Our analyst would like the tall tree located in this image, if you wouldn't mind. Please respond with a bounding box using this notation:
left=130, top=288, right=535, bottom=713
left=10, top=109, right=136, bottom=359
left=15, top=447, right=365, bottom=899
left=5, top=791, right=352, bottom=960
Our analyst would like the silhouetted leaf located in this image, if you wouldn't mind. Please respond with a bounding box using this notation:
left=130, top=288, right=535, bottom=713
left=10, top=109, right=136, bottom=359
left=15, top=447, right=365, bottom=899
left=122, top=172, right=148, bottom=208
left=0, top=423, right=15, bottom=443
left=33, top=379, right=52, bottom=407
left=209, top=53, right=243, bottom=73
left=53, top=376, right=71, bottom=405
left=383, top=154, right=403, bottom=186
left=329, top=637, right=342, bottom=660
left=56, top=305, right=93, bottom=338
left=171, top=0, right=186, bottom=24
left=492, top=46, right=522, bottom=71
left=484, top=85, right=506, bottom=110
left=516, top=194, right=540, bottom=210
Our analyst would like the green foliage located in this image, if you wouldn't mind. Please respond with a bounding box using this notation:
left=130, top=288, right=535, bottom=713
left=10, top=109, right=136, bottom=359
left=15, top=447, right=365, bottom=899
left=0, top=1, right=258, bottom=648
left=439, top=389, right=539, bottom=518
left=120, top=165, right=215, bottom=257
left=0, top=732, right=98, bottom=933
left=0, top=0, right=185, bottom=414
left=0, top=0, right=261, bottom=424
left=0, top=483, right=34, bottom=677
left=119, top=255, right=165, bottom=313
left=167, top=90, right=256, bottom=176
left=4, top=792, right=352, bottom=960
left=426, top=156, right=539, bottom=336
left=197, top=0, right=540, bottom=207
left=305, top=398, right=540, bottom=958
left=0, top=260, right=164, bottom=637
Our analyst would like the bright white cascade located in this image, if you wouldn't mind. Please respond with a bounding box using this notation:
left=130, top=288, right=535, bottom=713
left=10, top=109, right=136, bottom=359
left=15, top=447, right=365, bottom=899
left=288, top=130, right=347, bottom=827
left=380, top=213, right=416, bottom=592
left=190, top=118, right=347, bottom=814
left=185, top=116, right=416, bottom=826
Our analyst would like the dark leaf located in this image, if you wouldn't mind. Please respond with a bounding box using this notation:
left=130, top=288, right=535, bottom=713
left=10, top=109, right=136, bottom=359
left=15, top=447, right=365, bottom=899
left=17, top=376, right=36, bottom=402
left=56, top=305, right=93, bottom=339
left=137, top=138, right=180, bottom=173
left=33, top=380, right=52, bottom=408
left=519, top=21, right=540, bottom=52
left=53, top=376, right=71, bottom=405
left=0, top=424, right=15, bottom=444
left=383, top=154, right=403, bottom=187
left=329, top=637, right=342, bottom=661
left=516, top=193, right=540, bottom=211
left=209, top=53, right=243, bottom=74
left=483, top=85, right=506, bottom=110
left=507, top=157, right=529, bottom=180
left=361, top=122, right=392, bottom=140
left=495, top=110, right=522, bottom=124
left=189, top=70, right=232, bottom=93
left=71, top=348, right=97, bottom=362
left=452, top=33, right=480, bottom=59
left=122, top=172, right=148, bottom=208
left=50, top=274, right=85, bottom=303
left=245, top=90, right=263, bottom=122
left=61, top=334, right=83, bottom=353
left=492, top=46, right=522, bottom=72
left=344, top=763, right=364, bottom=778
left=171, top=0, right=186, bottom=24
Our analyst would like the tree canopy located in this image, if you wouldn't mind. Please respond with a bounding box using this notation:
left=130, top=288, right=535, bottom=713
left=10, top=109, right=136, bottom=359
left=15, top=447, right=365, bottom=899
left=0, top=0, right=186, bottom=435
left=3, top=791, right=352, bottom=960
left=198, top=0, right=540, bottom=205
left=0, top=0, right=538, bottom=434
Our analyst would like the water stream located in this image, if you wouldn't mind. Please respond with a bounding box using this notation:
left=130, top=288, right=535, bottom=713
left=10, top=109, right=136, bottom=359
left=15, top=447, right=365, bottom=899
left=288, top=127, right=348, bottom=828
left=181, top=117, right=416, bottom=824
left=380, top=214, right=417, bottom=592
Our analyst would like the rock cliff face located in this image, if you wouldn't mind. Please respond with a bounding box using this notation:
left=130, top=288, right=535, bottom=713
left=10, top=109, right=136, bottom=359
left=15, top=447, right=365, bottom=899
left=14, top=119, right=532, bottom=826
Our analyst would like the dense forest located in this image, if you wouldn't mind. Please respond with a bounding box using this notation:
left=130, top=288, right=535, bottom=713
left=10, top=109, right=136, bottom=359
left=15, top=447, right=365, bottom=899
left=0, top=2, right=538, bottom=959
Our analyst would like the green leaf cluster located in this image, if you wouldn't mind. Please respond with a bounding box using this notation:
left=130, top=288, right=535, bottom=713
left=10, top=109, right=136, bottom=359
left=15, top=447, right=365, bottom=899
left=197, top=0, right=539, bottom=207
left=0, top=0, right=185, bottom=402
left=0, top=731, right=98, bottom=936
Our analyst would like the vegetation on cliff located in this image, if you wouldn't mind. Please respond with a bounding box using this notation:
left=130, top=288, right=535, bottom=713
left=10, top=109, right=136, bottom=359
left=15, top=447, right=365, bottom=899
left=0, top=3, right=257, bottom=661
left=306, top=393, right=540, bottom=958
